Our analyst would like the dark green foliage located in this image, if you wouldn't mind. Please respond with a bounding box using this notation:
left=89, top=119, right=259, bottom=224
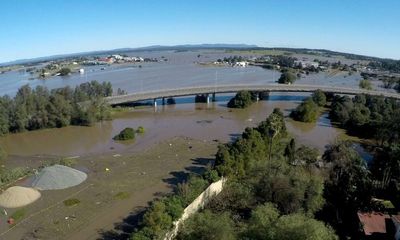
left=312, top=90, right=327, bottom=107
left=227, top=91, right=256, bottom=108
left=58, top=67, right=71, bottom=76
left=140, top=201, right=173, bottom=238
left=177, top=175, right=209, bottom=206
left=136, top=126, right=145, bottom=134
left=131, top=175, right=207, bottom=239
left=177, top=210, right=236, bottom=240
left=291, top=98, right=319, bottom=122
left=0, top=81, right=113, bottom=134
left=247, top=204, right=337, bottom=240
left=359, top=79, right=372, bottom=90
left=163, top=196, right=184, bottom=220
left=113, top=127, right=135, bottom=141
left=278, top=71, right=297, bottom=84
left=321, top=141, right=372, bottom=237
left=330, top=94, right=400, bottom=142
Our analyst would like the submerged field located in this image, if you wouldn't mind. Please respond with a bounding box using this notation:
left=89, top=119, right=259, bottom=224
left=0, top=137, right=217, bottom=240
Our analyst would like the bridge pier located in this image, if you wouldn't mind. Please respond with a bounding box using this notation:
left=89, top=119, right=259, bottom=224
left=162, top=97, right=166, bottom=105
left=153, top=99, right=157, bottom=107
left=206, top=94, right=210, bottom=104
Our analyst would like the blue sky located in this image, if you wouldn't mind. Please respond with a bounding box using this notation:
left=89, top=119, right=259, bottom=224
left=0, top=0, right=399, bottom=63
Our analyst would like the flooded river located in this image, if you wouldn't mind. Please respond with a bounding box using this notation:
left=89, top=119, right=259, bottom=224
left=0, top=50, right=387, bottom=97
left=0, top=93, right=349, bottom=161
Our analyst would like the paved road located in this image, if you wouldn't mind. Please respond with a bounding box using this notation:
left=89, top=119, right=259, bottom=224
left=105, top=84, right=400, bottom=105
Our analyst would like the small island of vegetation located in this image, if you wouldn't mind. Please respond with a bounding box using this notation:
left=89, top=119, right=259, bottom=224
left=291, top=90, right=326, bottom=123
left=113, top=127, right=135, bottom=141
left=227, top=90, right=257, bottom=108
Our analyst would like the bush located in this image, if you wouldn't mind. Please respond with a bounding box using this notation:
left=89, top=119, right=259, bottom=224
left=278, top=71, right=297, bottom=84
left=136, top=126, right=145, bottom=134
left=113, top=127, right=135, bottom=140
left=227, top=91, right=255, bottom=108
left=63, top=198, right=81, bottom=206
left=58, top=67, right=71, bottom=76
left=312, top=90, right=327, bottom=107
left=177, top=210, right=236, bottom=240
left=291, top=98, right=320, bottom=122
left=11, top=208, right=26, bottom=222
left=114, top=192, right=131, bottom=200
left=359, top=79, right=372, bottom=90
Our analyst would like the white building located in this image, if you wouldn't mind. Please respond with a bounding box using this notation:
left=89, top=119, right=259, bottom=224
left=234, top=61, right=249, bottom=67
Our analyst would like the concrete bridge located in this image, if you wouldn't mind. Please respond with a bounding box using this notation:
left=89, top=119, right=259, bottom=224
left=105, top=84, right=400, bottom=106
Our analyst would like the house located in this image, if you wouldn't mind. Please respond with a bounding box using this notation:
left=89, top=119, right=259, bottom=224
left=295, top=60, right=319, bottom=69
left=234, top=61, right=249, bottom=67
left=358, top=211, right=394, bottom=239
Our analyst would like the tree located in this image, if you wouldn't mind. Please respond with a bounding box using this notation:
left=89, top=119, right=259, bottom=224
left=322, top=142, right=372, bottom=236
left=359, top=79, right=372, bottom=90
left=247, top=203, right=280, bottom=239
left=273, top=214, right=337, bottom=240
left=291, top=98, right=319, bottom=122
left=312, top=90, right=326, bottom=107
left=227, top=91, right=255, bottom=108
left=177, top=210, right=235, bottom=240
left=113, top=127, right=135, bottom=140
left=58, top=67, right=71, bottom=76
left=278, top=71, right=297, bottom=84
left=141, top=201, right=173, bottom=238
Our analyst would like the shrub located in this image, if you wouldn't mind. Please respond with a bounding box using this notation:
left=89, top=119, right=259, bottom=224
left=11, top=208, right=26, bottom=222
left=278, top=71, right=297, bottom=84
left=136, top=126, right=145, bottom=134
left=291, top=98, right=320, bottom=122
left=114, top=191, right=130, bottom=200
left=312, top=90, right=327, bottom=107
left=113, top=127, right=135, bottom=140
left=58, top=67, right=71, bottom=76
left=63, top=198, right=81, bottom=206
left=359, top=79, right=372, bottom=90
left=227, top=91, right=255, bottom=108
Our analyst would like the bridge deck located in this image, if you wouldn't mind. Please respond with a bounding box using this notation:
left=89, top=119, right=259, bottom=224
left=105, top=84, right=400, bottom=105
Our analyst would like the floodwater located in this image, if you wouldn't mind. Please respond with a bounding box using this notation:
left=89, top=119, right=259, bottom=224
left=0, top=50, right=391, bottom=97
left=0, top=93, right=348, bottom=161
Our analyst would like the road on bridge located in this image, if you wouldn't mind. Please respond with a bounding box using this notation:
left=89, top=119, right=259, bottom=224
left=105, top=84, right=400, bottom=105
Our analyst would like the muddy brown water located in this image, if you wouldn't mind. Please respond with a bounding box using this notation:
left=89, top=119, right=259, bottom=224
left=0, top=93, right=347, bottom=163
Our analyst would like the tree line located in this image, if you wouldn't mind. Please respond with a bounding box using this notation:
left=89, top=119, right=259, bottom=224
left=0, top=80, right=113, bottom=135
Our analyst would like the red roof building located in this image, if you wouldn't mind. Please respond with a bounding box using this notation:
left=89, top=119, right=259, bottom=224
left=358, top=211, right=391, bottom=238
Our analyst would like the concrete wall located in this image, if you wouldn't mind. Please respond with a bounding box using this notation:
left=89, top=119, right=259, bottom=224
left=164, top=177, right=227, bottom=240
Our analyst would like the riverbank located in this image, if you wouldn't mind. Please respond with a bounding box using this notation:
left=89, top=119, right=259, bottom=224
left=0, top=136, right=217, bottom=240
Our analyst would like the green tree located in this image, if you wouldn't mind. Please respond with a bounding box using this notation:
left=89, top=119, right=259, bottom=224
left=278, top=71, right=297, bottom=84
left=113, top=127, right=135, bottom=140
left=177, top=210, right=236, bottom=240
left=312, top=90, right=326, bottom=107
left=58, top=67, right=71, bottom=76
left=291, top=98, right=319, bottom=122
left=141, top=201, right=173, bottom=238
left=359, top=79, right=372, bottom=90
left=273, top=214, right=337, bottom=240
left=322, top=142, right=372, bottom=235
left=227, top=91, right=255, bottom=108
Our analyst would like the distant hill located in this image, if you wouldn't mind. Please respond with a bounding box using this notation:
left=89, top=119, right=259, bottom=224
left=0, top=44, right=258, bottom=66
left=1, top=43, right=398, bottom=67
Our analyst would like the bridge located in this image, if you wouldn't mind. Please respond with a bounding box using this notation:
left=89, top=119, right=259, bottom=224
left=105, top=84, right=400, bottom=106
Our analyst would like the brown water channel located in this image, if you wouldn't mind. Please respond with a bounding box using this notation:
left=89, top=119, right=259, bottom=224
left=0, top=92, right=356, bottom=165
